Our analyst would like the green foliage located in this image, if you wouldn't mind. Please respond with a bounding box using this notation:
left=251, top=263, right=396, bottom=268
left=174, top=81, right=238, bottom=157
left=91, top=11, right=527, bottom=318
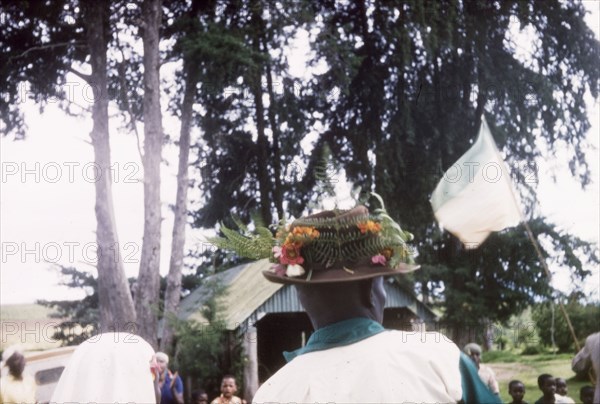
left=211, top=192, right=415, bottom=275
left=174, top=318, right=230, bottom=396
left=173, top=279, right=245, bottom=398
left=183, top=0, right=599, bottom=338
left=36, top=266, right=202, bottom=346
left=532, top=298, right=600, bottom=353
left=521, top=344, right=544, bottom=355
left=482, top=350, right=520, bottom=363
left=2, top=0, right=598, bottom=347
left=209, top=223, right=276, bottom=261
left=37, top=266, right=99, bottom=346
left=0, top=0, right=86, bottom=139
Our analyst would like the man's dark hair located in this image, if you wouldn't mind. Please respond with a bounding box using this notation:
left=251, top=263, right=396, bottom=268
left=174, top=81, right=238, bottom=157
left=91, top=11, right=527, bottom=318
left=222, top=374, right=236, bottom=382
left=580, top=385, right=594, bottom=395
left=537, top=373, right=553, bottom=389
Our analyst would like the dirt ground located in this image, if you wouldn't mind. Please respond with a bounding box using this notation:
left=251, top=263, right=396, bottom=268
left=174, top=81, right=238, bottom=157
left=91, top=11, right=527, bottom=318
left=488, top=362, right=536, bottom=382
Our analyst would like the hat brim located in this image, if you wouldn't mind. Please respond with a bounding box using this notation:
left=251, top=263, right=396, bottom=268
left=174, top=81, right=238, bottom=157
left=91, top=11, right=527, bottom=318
left=262, top=262, right=420, bottom=284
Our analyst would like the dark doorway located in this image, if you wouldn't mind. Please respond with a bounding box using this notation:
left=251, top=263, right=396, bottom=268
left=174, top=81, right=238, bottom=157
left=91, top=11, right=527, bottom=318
left=256, top=312, right=313, bottom=383
left=383, top=307, right=420, bottom=331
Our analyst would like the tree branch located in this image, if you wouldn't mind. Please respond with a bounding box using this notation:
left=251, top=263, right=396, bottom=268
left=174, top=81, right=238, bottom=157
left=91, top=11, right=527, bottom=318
left=12, top=41, right=85, bottom=60
left=115, top=39, right=144, bottom=161
left=67, top=66, right=91, bottom=82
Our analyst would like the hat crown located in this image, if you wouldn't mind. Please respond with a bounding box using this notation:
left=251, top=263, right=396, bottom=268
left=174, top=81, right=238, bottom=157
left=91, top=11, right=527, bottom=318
left=210, top=194, right=418, bottom=283
left=291, top=206, right=384, bottom=267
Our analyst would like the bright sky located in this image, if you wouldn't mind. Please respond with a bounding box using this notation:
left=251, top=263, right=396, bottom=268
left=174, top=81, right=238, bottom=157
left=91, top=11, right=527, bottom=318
left=1, top=3, right=598, bottom=305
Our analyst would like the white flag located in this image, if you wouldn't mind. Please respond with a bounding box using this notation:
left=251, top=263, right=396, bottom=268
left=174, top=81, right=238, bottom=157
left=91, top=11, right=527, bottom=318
left=429, top=117, right=522, bottom=246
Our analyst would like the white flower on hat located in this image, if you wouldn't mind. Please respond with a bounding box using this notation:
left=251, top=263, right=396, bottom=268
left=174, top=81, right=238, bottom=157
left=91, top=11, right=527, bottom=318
left=285, top=264, right=305, bottom=278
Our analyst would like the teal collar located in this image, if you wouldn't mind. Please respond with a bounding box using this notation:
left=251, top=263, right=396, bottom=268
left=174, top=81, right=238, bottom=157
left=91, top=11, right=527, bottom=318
left=283, top=317, right=385, bottom=362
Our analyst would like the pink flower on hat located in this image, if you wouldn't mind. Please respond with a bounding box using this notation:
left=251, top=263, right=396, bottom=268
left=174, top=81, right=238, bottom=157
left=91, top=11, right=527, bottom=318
left=371, top=254, right=387, bottom=265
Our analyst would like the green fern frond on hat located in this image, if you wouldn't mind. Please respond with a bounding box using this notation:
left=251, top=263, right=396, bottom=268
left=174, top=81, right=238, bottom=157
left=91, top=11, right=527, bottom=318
left=209, top=223, right=275, bottom=261
left=207, top=193, right=415, bottom=279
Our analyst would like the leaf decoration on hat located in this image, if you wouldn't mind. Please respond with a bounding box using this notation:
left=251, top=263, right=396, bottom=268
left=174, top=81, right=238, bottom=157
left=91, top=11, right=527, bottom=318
left=208, top=221, right=275, bottom=261
left=207, top=192, right=415, bottom=277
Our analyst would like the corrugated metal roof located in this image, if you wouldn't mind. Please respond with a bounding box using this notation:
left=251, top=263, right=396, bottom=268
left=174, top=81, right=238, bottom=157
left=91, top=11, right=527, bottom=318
left=178, top=259, right=283, bottom=329
left=241, top=284, right=305, bottom=330
left=178, top=260, right=437, bottom=330
left=384, top=280, right=437, bottom=323
left=177, top=262, right=246, bottom=322
left=219, top=260, right=284, bottom=330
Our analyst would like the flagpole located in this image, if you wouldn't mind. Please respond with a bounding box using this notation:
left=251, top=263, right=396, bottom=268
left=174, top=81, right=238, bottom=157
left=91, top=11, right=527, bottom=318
left=485, top=116, right=590, bottom=381
left=520, top=220, right=581, bottom=352
left=501, top=156, right=581, bottom=352
left=480, top=112, right=582, bottom=352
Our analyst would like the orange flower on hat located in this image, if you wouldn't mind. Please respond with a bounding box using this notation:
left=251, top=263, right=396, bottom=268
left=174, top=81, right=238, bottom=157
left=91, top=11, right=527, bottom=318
left=292, top=226, right=320, bottom=239
left=357, top=220, right=382, bottom=234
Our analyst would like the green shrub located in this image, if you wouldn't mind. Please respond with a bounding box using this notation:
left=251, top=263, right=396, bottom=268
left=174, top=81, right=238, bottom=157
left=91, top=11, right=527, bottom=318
left=482, top=350, right=519, bottom=363
left=532, top=300, right=600, bottom=352
left=521, top=344, right=543, bottom=355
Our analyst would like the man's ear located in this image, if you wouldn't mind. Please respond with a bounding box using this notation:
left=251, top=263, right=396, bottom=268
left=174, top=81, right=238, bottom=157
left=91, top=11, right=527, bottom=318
left=362, top=278, right=375, bottom=308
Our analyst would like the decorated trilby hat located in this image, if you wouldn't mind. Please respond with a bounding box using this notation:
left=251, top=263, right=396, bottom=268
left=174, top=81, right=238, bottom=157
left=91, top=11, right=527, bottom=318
left=211, top=193, right=419, bottom=284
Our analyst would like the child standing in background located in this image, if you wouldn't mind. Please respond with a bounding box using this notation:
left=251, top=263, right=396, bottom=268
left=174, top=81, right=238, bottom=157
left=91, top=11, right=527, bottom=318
left=210, top=375, right=242, bottom=404
left=554, top=377, right=575, bottom=403
left=508, top=380, right=527, bottom=404
left=579, top=386, right=594, bottom=404
left=534, top=374, right=556, bottom=404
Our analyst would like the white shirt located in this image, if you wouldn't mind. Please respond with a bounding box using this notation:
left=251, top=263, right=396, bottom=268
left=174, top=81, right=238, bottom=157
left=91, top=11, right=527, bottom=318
left=0, top=374, right=36, bottom=404
left=51, top=332, right=157, bottom=404
left=253, top=330, right=463, bottom=404
left=555, top=393, right=576, bottom=403
left=478, top=364, right=499, bottom=394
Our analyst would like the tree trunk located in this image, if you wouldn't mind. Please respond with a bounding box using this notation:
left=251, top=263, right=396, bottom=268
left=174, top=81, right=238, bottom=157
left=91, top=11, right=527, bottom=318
left=250, top=1, right=272, bottom=226
left=243, top=325, right=259, bottom=401
left=83, top=0, right=136, bottom=331
left=264, top=62, right=284, bottom=221
left=136, top=0, right=163, bottom=347
left=160, top=65, right=197, bottom=353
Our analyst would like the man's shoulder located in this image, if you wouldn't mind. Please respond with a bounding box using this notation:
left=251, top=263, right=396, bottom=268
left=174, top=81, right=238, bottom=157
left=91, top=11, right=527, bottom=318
left=378, top=329, right=460, bottom=353
left=382, top=329, right=456, bottom=343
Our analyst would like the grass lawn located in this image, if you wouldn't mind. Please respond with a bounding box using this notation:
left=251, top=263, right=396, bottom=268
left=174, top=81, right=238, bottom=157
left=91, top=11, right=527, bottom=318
left=484, top=350, right=591, bottom=403
left=0, top=303, right=62, bottom=351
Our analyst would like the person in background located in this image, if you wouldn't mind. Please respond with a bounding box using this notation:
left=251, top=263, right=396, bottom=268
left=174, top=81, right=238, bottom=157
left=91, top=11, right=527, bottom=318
left=572, top=332, right=600, bottom=404
left=534, top=374, right=557, bottom=404
left=554, top=377, right=575, bottom=403
left=191, top=389, right=209, bottom=404
left=155, top=352, right=184, bottom=404
left=508, top=379, right=527, bottom=404
left=579, top=386, right=594, bottom=404
left=50, top=332, right=159, bottom=403
left=0, top=346, right=36, bottom=404
left=210, top=375, right=242, bottom=404
left=463, top=342, right=500, bottom=395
